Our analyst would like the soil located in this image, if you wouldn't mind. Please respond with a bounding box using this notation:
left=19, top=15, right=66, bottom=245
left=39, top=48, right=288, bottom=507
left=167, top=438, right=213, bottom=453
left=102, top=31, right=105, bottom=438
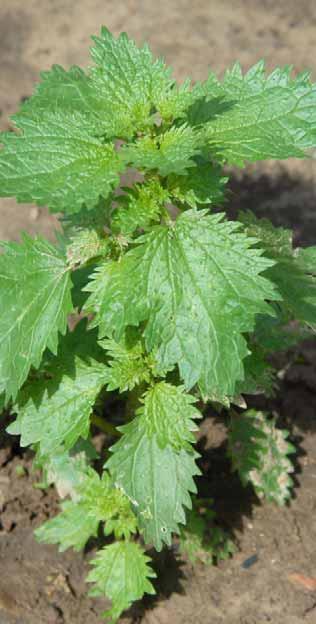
left=1, top=1, right=316, bottom=623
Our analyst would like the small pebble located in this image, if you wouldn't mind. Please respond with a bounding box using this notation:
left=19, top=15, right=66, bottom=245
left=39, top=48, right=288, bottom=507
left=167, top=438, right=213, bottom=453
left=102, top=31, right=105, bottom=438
left=241, top=554, right=259, bottom=569
left=30, top=207, right=40, bottom=221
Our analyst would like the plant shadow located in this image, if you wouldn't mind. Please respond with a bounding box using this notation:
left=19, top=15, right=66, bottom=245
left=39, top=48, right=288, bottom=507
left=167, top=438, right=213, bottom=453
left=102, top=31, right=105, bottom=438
left=225, top=166, right=316, bottom=247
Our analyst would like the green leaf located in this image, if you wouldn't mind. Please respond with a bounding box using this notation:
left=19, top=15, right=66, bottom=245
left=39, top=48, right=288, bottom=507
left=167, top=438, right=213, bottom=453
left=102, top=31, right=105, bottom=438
left=15, top=30, right=191, bottom=142
left=34, top=439, right=98, bottom=498
left=66, top=229, right=110, bottom=268
left=90, top=26, right=173, bottom=138
left=0, top=112, right=123, bottom=213
left=0, top=393, right=5, bottom=414
left=227, top=410, right=267, bottom=483
left=99, top=333, right=151, bottom=392
left=168, top=162, right=227, bottom=208
left=179, top=502, right=235, bottom=565
left=38, top=446, right=91, bottom=499
left=103, top=512, right=137, bottom=542
left=76, top=467, right=137, bottom=539
left=71, top=264, right=98, bottom=310
left=238, top=211, right=293, bottom=258
left=184, top=83, right=232, bottom=128
left=15, top=65, right=110, bottom=136
left=35, top=499, right=99, bottom=552
left=112, top=179, right=169, bottom=237
left=89, top=28, right=212, bottom=137
left=87, top=541, right=156, bottom=622
left=240, top=212, right=316, bottom=326
left=84, top=259, right=143, bottom=341
left=85, top=210, right=278, bottom=401
left=0, top=236, right=73, bottom=402
left=121, top=125, right=202, bottom=176
left=157, top=79, right=202, bottom=123
left=253, top=308, right=309, bottom=353
left=63, top=196, right=114, bottom=232
left=235, top=345, right=277, bottom=397
left=270, top=261, right=316, bottom=325
left=228, top=410, right=295, bottom=505
left=191, top=62, right=316, bottom=165
left=294, top=246, right=316, bottom=274
left=10, top=322, right=108, bottom=454
left=179, top=507, right=214, bottom=565
left=106, top=416, right=200, bottom=550
left=138, top=382, right=201, bottom=450
left=36, top=456, right=137, bottom=554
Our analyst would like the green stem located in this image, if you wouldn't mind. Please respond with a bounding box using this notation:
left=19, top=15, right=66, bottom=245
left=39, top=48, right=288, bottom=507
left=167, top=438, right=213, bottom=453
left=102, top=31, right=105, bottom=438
left=91, top=414, right=120, bottom=437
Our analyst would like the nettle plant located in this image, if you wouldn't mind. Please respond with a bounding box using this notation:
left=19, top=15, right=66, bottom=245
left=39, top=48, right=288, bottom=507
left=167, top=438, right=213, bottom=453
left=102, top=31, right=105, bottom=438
left=0, top=26, right=316, bottom=621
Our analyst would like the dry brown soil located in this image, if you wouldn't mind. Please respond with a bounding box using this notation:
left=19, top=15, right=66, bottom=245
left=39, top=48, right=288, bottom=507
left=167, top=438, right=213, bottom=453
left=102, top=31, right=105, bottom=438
left=1, top=1, right=316, bottom=623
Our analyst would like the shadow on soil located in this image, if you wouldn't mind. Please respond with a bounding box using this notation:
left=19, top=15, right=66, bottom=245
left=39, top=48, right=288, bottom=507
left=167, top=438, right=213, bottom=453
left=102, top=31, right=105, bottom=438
left=226, top=167, right=316, bottom=247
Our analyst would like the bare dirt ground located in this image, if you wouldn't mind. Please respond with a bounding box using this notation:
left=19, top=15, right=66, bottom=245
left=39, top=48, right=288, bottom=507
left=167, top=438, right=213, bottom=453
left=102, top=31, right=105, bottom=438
left=1, top=1, right=316, bottom=623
